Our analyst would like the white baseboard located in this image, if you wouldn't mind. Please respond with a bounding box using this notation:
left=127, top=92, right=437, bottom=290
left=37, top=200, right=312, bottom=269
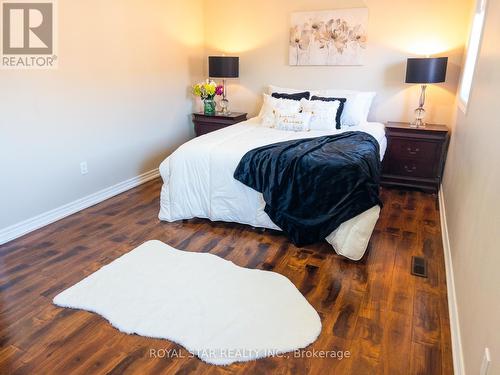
left=438, top=186, right=465, bottom=375
left=0, top=169, right=160, bottom=245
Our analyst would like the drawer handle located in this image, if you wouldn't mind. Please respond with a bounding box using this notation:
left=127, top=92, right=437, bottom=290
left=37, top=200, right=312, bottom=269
left=404, top=165, right=417, bottom=173
left=407, top=147, right=420, bottom=155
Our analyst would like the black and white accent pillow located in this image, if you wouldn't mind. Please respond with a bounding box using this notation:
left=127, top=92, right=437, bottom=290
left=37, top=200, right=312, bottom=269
left=310, top=96, right=347, bottom=129
left=300, top=98, right=341, bottom=131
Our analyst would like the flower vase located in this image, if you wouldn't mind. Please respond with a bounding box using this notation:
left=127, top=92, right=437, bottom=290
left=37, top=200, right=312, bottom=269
left=203, top=99, right=216, bottom=116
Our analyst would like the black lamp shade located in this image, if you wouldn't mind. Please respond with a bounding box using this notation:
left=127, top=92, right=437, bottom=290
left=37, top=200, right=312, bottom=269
left=208, top=56, right=239, bottom=78
left=405, top=57, right=448, bottom=84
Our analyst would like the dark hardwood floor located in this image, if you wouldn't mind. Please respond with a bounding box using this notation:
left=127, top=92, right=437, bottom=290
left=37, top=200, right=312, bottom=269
left=0, top=178, right=453, bottom=374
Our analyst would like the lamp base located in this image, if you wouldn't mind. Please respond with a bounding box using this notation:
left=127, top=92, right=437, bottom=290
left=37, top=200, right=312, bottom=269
left=219, top=97, right=230, bottom=115
left=411, top=106, right=426, bottom=128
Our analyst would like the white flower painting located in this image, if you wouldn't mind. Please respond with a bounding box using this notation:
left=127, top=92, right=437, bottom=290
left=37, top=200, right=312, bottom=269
left=289, top=8, right=368, bottom=66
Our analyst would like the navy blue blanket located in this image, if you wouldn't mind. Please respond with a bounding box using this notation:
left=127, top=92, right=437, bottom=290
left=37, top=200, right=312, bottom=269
left=233, top=131, right=381, bottom=246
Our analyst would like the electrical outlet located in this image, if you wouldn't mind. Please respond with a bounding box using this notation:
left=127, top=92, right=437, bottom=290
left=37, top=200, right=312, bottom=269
left=80, top=161, right=88, bottom=175
left=480, top=348, right=491, bottom=375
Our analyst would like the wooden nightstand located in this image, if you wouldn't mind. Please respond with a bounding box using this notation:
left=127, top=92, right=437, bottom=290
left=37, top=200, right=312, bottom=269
left=192, top=112, right=247, bottom=136
left=381, top=122, right=450, bottom=193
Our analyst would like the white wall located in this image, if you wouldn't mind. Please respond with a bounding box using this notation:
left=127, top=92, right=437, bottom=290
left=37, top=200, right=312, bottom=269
left=0, top=0, right=205, bottom=229
left=204, top=0, right=471, bottom=124
left=442, top=0, right=500, bottom=373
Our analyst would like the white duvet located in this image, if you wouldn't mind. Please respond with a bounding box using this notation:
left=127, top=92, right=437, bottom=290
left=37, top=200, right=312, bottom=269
left=159, top=117, right=386, bottom=260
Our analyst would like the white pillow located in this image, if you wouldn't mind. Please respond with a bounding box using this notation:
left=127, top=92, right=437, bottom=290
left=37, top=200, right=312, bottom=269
left=309, top=89, right=376, bottom=126
left=359, top=92, right=376, bottom=120
left=300, top=98, right=340, bottom=131
left=275, top=112, right=312, bottom=132
left=267, top=85, right=310, bottom=97
left=258, top=94, right=302, bottom=127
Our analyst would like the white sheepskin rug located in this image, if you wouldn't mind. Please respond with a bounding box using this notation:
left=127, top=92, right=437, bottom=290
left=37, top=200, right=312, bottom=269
left=53, top=240, right=321, bottom=365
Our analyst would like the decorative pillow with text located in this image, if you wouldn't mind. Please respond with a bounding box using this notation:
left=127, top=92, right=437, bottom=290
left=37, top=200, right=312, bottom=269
left=275, top=111, right=312, bottom=132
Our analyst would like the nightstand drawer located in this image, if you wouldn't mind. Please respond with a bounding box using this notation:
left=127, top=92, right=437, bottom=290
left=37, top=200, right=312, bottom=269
left=388, top=138, right=439, bottom=161
left=194, top=121, right=228, bottom=136
left=192, top=112, right=247, bottom=136
left=389, top=158, right=436, bottom=178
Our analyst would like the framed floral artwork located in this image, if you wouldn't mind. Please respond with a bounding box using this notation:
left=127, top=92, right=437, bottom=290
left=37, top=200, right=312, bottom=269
left=289, top=8, right=368, bottom=66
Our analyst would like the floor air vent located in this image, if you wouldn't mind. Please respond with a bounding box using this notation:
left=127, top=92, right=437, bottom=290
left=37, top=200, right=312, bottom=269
left=411, top=256, right=428, bottom=278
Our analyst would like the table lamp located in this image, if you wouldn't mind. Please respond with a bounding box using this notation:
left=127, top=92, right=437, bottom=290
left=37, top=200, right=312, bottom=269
left=405, top=57, right=448, bottom=128
left=208, top=56, right=239, bottom=114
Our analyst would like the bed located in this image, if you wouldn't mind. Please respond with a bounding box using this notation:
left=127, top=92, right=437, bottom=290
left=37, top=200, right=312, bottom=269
left=159, top=116, right=386, bottom=260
